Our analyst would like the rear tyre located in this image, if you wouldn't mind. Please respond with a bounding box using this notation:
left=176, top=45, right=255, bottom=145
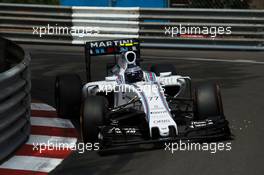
left=194, top=83, right=224, bottom=120
left=150, top=64, right=177, bottom=76
left=81, top=96, right=108, bottom=143
left=55, top=74, right=82, bottom=118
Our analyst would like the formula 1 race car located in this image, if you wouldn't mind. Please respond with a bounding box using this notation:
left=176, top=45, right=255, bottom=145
left=55, top=39, right=230, bottom=149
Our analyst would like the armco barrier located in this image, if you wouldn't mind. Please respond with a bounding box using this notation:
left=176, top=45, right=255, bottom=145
left=0, top=3, right=139, bottom=44
left=0, top=3, right=263, bottom=50
left=0, top=37, right=31, bottom=162
left=139, top=8, right=264, bottom=50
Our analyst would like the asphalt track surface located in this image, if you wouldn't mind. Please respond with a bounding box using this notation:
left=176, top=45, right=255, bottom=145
left=22, top=45, right=264, bottom=175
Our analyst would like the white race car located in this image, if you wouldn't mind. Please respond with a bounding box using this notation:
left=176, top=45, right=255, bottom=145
left=55, top=39, right=230, bottom=149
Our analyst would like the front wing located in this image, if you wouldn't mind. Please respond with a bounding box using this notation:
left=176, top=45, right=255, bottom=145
left=98, top=116, right=231, bottom=150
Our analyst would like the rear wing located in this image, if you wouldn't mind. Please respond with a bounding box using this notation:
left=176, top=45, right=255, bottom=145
left=85, top=39, right=140, bottom=81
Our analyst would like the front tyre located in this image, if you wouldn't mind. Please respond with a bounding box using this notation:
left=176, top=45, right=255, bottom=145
left=194, top=83, right=224, bottom=120
left=55, top=74, right=82, bottom=118
left=81, top=96, right=108, bottom=143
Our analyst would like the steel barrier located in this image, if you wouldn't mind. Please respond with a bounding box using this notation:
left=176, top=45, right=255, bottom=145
left=0, top=3, right=139, bottom=44
left=139, top=8, right=264, bottom=50
left=0, top=3, right=263, bottom=50
left=0, top=37, right=31, bottom=162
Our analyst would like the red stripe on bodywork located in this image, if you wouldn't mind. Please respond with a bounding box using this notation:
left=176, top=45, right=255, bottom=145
left=149, top=72, right=153, bottom=81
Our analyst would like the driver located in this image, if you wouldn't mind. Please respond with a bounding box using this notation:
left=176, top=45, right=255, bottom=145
left=124, top=64, right=144, bottom=83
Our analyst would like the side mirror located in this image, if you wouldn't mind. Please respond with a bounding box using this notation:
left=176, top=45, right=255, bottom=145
left=160, top=72, right=172, bottom=77
left=105, top=76, right=117, bottom=81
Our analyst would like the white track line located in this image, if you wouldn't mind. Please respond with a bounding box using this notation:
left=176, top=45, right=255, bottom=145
left=30, top=117, right=74, bottom=128
left=0, top=156, right=62, bottom=173
left=31, top=103, right=56, bottom=111
left=26, top=135, right=77, bottom=148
